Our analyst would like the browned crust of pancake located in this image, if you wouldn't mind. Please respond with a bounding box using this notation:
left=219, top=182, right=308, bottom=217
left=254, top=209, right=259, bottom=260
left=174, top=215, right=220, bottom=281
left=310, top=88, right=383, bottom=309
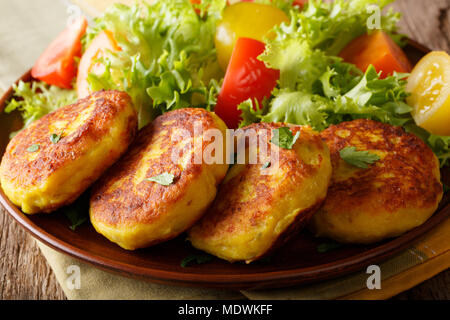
left=190, top=122, right=325, bottom=240
left=0, top=90, right=137, bottom=190
left=90, top=108, right=224, bottom=227
left=252, top=198, right=326, bottom=263
left=321, top=119, right=442, bottom=215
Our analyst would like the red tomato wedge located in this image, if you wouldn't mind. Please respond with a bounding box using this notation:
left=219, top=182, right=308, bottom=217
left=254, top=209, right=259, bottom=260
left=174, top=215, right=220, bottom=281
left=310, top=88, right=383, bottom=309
left=31, top=16, right=88, bottom=89
left=293, top=0, right=308, bottom=8
left=339, top=31, right=412, bottom=79
left=190, top=0, right=201, bottom=14
left=76, top=30, right=121, bottom=99
left=214, top=37, right=279, bottom=128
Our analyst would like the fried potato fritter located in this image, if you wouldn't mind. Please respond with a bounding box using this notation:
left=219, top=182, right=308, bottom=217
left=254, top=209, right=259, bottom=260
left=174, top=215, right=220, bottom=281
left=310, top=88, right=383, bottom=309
left=90, top=108, right=229, bottom=250
left=311, top=119, right=443, bottom=244
left=0, top=90, right=138, bottom=214
left=188, top=123, right=332, bottom=263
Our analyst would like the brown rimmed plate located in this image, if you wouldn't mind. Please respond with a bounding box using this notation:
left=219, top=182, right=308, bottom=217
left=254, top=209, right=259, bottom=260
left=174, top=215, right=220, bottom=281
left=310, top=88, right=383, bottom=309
left=1, top=39, right=449, bottom=290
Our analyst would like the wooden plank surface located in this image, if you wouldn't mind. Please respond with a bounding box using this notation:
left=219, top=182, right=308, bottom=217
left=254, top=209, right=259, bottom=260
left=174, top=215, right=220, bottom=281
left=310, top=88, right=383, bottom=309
left=1, top=0, right=450, bottom=300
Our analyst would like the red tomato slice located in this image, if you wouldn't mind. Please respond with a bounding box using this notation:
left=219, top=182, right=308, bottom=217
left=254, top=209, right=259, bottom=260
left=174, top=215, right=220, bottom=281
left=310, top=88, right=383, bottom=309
left=339, top=31, right=412, bottom=79
left=31, top=16, right=88, bottom=89
left=190, top=0, right=201, bottom=14
left=76, top=30, right=121, bottom=99
left=214, top=37, right=279, bottom=128
left=293, top=0, right=308, bottom=8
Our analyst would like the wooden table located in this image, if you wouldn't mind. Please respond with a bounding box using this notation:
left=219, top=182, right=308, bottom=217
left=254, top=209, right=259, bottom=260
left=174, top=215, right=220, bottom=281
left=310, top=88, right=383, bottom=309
left=1, top=0, right=449, bottom=300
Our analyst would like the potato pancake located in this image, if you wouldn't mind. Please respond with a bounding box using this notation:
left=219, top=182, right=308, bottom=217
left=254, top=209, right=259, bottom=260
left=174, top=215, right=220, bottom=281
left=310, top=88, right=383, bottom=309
left=188, top=123, right=332, bottom=263
left=0, top=90, right=138, bottom=214
left=311, top=119, right=443, bottom=244
left=90, top=108, right=229, bottom=250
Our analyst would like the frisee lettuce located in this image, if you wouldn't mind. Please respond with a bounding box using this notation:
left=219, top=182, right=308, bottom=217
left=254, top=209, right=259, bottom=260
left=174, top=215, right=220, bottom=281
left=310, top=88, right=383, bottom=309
left=240, top=0, right=450, bottom=167
left=237, top=98, right=269, bottom=127
left=259, top=0, right=401, bottom=92
left=5, top=81, right=76, bottom=133
left=404, top=124, right=450, bottom=168
left=4, top=0, right=450, bottom=167
left=241, top=66, right=413, bottom=132
left=84, top=0, right=226, bottom=128
left=271, top=0, right=401, bottom=56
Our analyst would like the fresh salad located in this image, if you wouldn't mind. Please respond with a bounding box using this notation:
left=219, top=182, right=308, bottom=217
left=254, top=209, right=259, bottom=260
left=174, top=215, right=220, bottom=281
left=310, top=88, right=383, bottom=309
left=6, top=0, right=450, bottom=167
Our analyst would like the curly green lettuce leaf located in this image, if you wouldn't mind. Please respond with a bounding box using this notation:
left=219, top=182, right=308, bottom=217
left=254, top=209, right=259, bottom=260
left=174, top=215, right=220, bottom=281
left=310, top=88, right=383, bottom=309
left=404, top=123, right=450, bottom=168
left=261, top=38, right=334, bottom=91
left=253, top=0, right=449, bottom=167
left=237, top=98, right=270, bottom=128
left=262, top=66, right=414, bottom=129
left=259, top=0, right=401, bottom=91
left=282, top=0, right=400, bottom=55
left=5, top=81, right=76, bottom=131
left=429, top=135, right=450, bottom=168
left=332, top=66, right=413, bottom=126
left=262, top=64, right=450, bottom=167
left=261, top=89, right=329, bottom=130
left=84, top=0, right=226, bottom=128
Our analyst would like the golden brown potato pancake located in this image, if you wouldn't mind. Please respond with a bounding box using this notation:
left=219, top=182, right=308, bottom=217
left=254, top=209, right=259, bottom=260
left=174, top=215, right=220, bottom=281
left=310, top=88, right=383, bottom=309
left=188, top=123, right=332, bottom=263
left=0, top=90, right=138, bottom=214
left=90, top=108, right=229, bottom=250
left=311, top=119, right=443, bottom=244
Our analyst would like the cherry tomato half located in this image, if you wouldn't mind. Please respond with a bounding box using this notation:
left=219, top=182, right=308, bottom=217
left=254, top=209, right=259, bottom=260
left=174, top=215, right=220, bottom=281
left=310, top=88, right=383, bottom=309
left=293, top=0, right=308, bottom=8
left=214, top=37, right=280, bottom=129
left=76, top=30, right=121, bottom=99
left=215, top=2, right=289, bottom=71
left=339, top=31, right=412, bottom=79
left=31, top=16, right=88, bottom=89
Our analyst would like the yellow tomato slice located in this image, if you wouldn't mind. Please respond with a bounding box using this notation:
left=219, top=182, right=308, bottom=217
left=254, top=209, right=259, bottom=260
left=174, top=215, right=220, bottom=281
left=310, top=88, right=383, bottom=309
left=215, top=2, right=289, bottom=71
left=407, top=51, right=450, bottom=136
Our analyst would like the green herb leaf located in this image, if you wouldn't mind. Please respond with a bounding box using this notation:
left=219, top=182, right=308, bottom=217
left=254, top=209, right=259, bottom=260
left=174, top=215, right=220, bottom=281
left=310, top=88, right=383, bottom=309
left=271, top=127, right=300, bottom=150
left=62, top=192, right=89, bottom=231
left=262, top=161, right=271, bottom=169
left=180, top=254, right=213, bottom=268
left=228, top=152, right=238, bottom=166
left=339, top=146, right=380, bottom=169
left=258, top=256, right=273, bottom=263
left=444, top=184, right=450, bottom=193
left=27, top=144, right=40, bottom=153
left=50, top=133, right=62, bottom=144
left=145, top=172, right=175, bottom=186
left=65, top=208, right=88, bottom=231
left=317, top=242, right=343, bottom=253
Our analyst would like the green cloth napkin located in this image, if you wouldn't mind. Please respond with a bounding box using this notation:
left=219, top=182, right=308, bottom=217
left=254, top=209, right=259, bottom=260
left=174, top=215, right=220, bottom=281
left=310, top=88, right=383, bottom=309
left=36, top=239, right=244, bottom=300
left=34, top=237, right=426, bottom=300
